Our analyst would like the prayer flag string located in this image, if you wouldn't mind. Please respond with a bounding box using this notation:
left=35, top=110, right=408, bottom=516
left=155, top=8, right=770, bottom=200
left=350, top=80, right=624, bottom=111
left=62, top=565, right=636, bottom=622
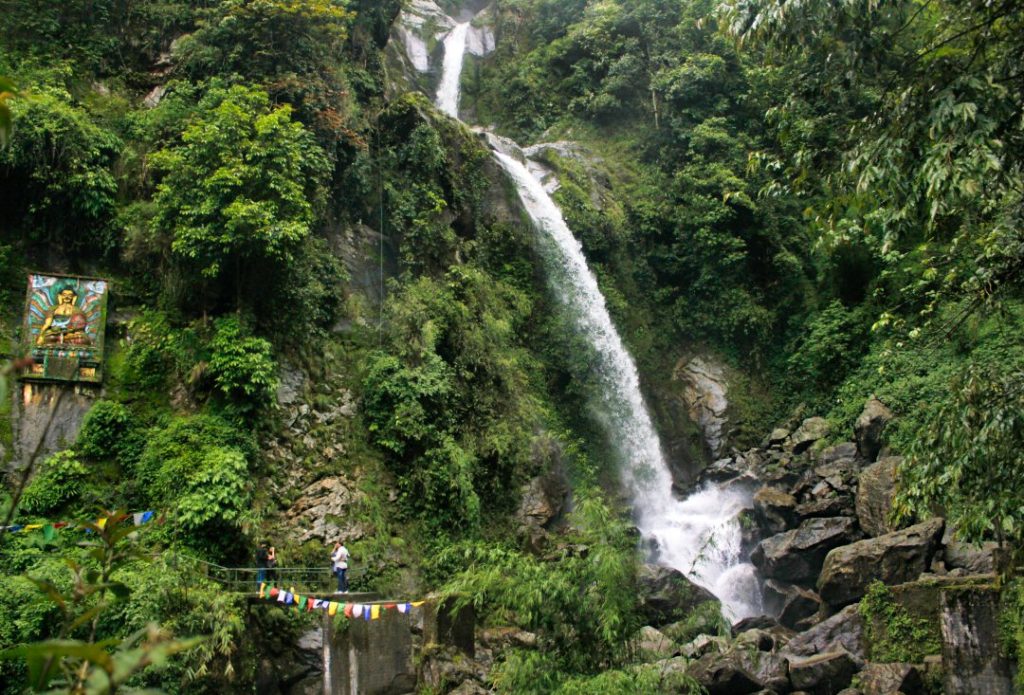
left=257, top=583, right=421, bottom=622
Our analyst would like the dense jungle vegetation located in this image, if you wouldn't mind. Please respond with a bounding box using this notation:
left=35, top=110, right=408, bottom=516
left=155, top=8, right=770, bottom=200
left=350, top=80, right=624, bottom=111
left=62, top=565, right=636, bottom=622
left=0, top=0, right=1022, bottom=692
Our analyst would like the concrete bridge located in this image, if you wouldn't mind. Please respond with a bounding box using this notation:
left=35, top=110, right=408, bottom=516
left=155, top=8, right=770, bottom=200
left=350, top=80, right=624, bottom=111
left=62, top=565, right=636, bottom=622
left=174, top=554, right=475, bottom=695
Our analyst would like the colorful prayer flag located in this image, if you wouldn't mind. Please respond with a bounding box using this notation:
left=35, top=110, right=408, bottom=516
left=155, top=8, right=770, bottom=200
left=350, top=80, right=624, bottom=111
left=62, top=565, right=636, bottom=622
left=370, top=605, right=381, bottom=620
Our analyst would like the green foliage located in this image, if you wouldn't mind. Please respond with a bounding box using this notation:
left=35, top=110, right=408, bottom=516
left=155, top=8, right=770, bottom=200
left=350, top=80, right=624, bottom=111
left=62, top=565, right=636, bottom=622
left=148, top=82, right=329, bottom=309
left=859, top=580, right=941, bottom=663
left=440, top=495, right=642, bottom=689
left=0, top=512, right=204, bottom=694
left=896, top=361, right=1024, bottom=545
left=785, top=301, right=870, bottom=404
left=0, top=88, right=121, bottom=257
left=76, top=400, right=141, bottom=466
left=362, top=266, right=541, bottom=533
left=208, top=316, right=278, bottom=413
left=19, top=452, right=87, bottom=516
left=135, top=415, right=255, bottom=558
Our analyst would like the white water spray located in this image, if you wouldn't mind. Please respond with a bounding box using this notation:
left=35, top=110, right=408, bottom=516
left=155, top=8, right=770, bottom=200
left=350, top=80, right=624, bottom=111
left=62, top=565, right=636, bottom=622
left=436, top=22, right=470, bottom=117
left=404, top=3, right=761, bottom=621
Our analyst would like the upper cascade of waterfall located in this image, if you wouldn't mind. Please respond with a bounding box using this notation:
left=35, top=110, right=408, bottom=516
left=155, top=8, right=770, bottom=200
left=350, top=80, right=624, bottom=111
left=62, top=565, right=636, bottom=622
left=437, top=22, right=471, bottom=117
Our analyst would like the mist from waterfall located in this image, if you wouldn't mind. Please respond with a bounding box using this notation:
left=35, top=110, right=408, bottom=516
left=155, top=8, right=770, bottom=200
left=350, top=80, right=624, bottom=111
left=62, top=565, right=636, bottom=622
left=412, top=1, right=761, bottom=620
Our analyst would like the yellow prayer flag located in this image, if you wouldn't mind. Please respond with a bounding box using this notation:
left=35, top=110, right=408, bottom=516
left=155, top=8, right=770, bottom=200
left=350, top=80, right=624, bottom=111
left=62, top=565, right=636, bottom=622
left=328, top=601, right=338, bottom=616
left=96, top=518, right=108, bottom=529
left=24, top=524, right=42, bottom=530
left=411, top=601, right=425, bottom=608
left=370, top=604, right=381, bottom=620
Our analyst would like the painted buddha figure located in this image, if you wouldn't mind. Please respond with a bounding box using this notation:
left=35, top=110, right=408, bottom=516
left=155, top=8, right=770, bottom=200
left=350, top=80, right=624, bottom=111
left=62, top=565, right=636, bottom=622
left=36, top=287, right=91, bottom=346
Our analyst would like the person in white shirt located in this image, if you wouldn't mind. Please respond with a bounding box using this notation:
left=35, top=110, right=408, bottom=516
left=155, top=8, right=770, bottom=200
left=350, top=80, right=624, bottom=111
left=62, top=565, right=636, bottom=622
left=331, top=540, right=350, bottom=593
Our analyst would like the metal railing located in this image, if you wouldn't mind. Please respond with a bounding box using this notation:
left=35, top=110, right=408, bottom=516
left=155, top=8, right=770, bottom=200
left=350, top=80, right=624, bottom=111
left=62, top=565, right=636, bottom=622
left=165, top=552, right=366, bottom=594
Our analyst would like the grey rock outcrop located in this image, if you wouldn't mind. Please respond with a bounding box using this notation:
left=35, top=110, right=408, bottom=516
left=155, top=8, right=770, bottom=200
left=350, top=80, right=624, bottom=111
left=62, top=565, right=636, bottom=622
left=940, top=585, right=1016, bottom=694
left=855, top=456, right=901, bottom=537
left=754, top=487, right=799, bottom=536
left=788, top=649, right=859, bottom=694
left=637, top=564, right=719, bottom=628
left=784, top=604, right=866, bottom=662
left=675, top=356, right=731, bottom=458
left=687, top=646, right=788, bottom=694
left=752, top=517, right=860, bottom=583
left=817, top=518, right=944, bottom=608
left=284, top=475, right=370, bottom=544
left=789, top=417, right=831, bottom=454
left=854, top=398, right=892, bottom=462
left=856, top=662, right=923, bottom=695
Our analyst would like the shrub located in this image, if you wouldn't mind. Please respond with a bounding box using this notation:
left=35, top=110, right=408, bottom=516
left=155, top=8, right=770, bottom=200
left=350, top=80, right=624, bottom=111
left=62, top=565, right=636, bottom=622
left=208, top=316, right=278, bottom=413
left=76, top=400, right=141, bottom=465
left=19, top=451, right=87, bottom=515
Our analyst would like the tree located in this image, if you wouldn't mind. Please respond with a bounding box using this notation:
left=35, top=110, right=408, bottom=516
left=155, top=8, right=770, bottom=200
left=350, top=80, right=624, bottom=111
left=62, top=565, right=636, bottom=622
left=148, top=83, right=330, bottom=310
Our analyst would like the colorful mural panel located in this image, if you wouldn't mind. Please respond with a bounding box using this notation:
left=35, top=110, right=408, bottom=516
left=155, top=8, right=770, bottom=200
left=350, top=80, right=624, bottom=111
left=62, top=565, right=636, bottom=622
left=22, top=273, right=109, bottom=383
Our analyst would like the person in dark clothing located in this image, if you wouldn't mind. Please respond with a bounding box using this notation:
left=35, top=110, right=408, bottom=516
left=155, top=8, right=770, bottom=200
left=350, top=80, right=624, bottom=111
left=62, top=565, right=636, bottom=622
left=256, top=541, right=270, bottom=586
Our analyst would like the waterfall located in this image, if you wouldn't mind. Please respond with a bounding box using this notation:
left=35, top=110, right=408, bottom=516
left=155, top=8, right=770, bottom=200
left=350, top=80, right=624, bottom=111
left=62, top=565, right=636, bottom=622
left=436, top=22, right=470, bottom=117
left=489, top=143, right=760, bottom=620
left=414, top=4, right=761, bottom=621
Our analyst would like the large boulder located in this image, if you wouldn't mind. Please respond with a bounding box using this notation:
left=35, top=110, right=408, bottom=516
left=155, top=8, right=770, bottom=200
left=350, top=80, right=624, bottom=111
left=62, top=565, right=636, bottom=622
left=854, top=398, right=893, bottom=461
left=515, top=467, right=570, bottom=530
left=817, top=518, right=945, bottom=608
left=855, top=456, right=901, bottom=537
left=784, top=604, right=867, bottom=662
left=942, top=525, right=999, bottom=574
left=940, top=584, right=1016, bottom=694
left=752, top=517, right=860, bottom=583
left=687, top=647, right=788, bottom=694
left=857, top=662, right=924, bottom=695
left=636, top=626, right=676, bottom=660
left=789, top=417, right=831, bottom=454
left=637, top=564, right=719, bottom=627
left=753, top=486, right=799, bottom=536
left=788, top=649, right=860, bottom=694
left=763, top=579, right=822, bottom=630
left=676, top=356, right=731, bottom=458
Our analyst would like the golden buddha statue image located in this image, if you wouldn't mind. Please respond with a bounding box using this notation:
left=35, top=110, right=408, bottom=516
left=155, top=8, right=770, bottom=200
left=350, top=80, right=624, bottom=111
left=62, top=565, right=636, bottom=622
left=36, top=286, right=92, bottom=346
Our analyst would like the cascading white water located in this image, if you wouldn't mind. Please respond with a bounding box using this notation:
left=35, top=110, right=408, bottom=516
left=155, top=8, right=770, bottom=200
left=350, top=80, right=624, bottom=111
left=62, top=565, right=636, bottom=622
left=436, top=22, right=470, bottom=117
left=418, top=4, right=761, bottom=621
left=490, top=143, right=760, bottom=620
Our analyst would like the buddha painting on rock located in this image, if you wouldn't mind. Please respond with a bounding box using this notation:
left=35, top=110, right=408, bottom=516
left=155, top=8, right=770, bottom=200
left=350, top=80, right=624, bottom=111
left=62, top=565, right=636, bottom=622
left=36, top=286, right=91, bottom=346
left=22, top=273, right=109, bottom=383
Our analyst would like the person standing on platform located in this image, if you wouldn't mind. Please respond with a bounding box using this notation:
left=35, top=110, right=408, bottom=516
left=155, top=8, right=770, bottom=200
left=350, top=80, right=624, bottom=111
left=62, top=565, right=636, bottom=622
left=331, top=540, right=350, bottom=594
left=255, top=541, right=270, bottom=587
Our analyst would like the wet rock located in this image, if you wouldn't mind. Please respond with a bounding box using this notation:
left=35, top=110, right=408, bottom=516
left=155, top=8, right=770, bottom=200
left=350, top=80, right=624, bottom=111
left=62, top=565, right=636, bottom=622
left=796, top=495, right=855, bottom=520
left=784, top=604, right=867, bottom=662
left=676, top=356, right=731, bottom=458
left=779, top=586, right=823, bottom=631
left=637, top=626, right=676, bottom=660
left=448, top=681, right=490, bottom=695
left=942, top=526, right=998, bottom=574
left=751, top=517, right=860, bottom=583
left=817, top=518, right=944, bottom=609
left=515, top=467, right=570, bottom=531
left=854, top=398, right=893, bottom=462
left=815, top=442, right=858, bottom=465
left=679, top=633, right=728, bottom=659
left=770, top=427, right=790, bottom=448
left=789, top=417, right=831, bottom=454
left=688, top=647, right=785, bottom=695
left=734, top=627, right=791, bottom=652
left=753, top=487, right=799, bottom=536
left=856, top=662, right=923, bottom=695
left=788, top=649, right=859, bottom=694
left=732, top=615, right=784, bottom=634
left=940, top=584, right=1015, bottom=694
left=637, top=564, right=719, bottom=627
left=855, top=457, right=901, bottom=537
